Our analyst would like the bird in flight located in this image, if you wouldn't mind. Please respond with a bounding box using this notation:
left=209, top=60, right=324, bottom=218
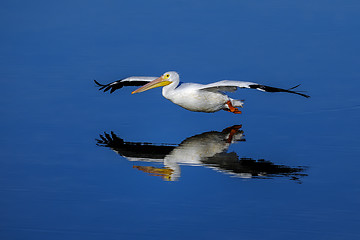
left=94, top=71, right=309, bottom=114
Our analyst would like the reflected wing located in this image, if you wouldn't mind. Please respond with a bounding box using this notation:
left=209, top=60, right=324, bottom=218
left=94, top=76, right=157, bottom=93
left=96, top=131, right=176, bottom=160
left=198, top=80, right=310, bottom=98
left=202, top=155, right=308, bottom=181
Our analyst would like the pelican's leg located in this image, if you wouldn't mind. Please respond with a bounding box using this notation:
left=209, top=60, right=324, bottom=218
left=225, top=100, right=242, bottom=114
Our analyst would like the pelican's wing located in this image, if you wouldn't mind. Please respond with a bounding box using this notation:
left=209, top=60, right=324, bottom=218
left=94, top=76, right=157, bottom=93
left=198, top=80, right=310, bottom=98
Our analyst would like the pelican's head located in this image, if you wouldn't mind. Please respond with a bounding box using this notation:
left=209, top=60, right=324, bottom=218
left=132, top=71, right=179, bottom=94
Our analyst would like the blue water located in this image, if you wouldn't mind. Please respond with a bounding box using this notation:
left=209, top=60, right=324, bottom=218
left=1, top=1, right=360, bottom=239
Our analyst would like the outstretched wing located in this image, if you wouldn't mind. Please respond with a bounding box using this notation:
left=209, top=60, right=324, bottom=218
left=198, top=80, right=310, bottom=98
left=94, top=76, right=157, bottom=93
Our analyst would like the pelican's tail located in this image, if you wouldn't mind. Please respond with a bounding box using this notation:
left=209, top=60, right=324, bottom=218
left=231, top=99, right=244, bottom=108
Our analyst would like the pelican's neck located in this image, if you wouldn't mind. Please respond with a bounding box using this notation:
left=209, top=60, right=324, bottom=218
left=162, top=78, right=180, bottom=100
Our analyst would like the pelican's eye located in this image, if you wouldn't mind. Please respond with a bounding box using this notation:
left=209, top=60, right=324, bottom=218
left=164, top=74, right=170, bottom=79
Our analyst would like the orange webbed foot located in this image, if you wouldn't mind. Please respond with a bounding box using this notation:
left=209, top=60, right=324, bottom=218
left=225, top=100, right=242, bottom=114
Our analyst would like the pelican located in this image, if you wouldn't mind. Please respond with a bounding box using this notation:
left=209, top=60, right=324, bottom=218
left=94, top=71, right=309, bottom=114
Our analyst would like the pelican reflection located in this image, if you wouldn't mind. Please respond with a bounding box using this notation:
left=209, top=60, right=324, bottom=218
left=96, top=125, right=307, bottom=181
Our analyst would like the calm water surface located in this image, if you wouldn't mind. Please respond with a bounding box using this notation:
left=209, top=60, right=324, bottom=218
left=1, top=1, right=360, bottom=239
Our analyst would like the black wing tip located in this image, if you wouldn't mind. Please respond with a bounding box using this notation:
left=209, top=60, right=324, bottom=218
left=299, top=92, right=310, bottom=98
left=288, top=84, right=310, bottom=98
left=288, top=84, right=301, bottom=90
left=250, top=84, right=310, bottom=98
left=94, top=80, right=106, bottom=91
left=94, top=79, right=105, bottom=86
left=94, top=79, right=120, bottom=93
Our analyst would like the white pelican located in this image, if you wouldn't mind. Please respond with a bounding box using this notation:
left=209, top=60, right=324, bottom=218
left=94, top=71, right=309, bottom=114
